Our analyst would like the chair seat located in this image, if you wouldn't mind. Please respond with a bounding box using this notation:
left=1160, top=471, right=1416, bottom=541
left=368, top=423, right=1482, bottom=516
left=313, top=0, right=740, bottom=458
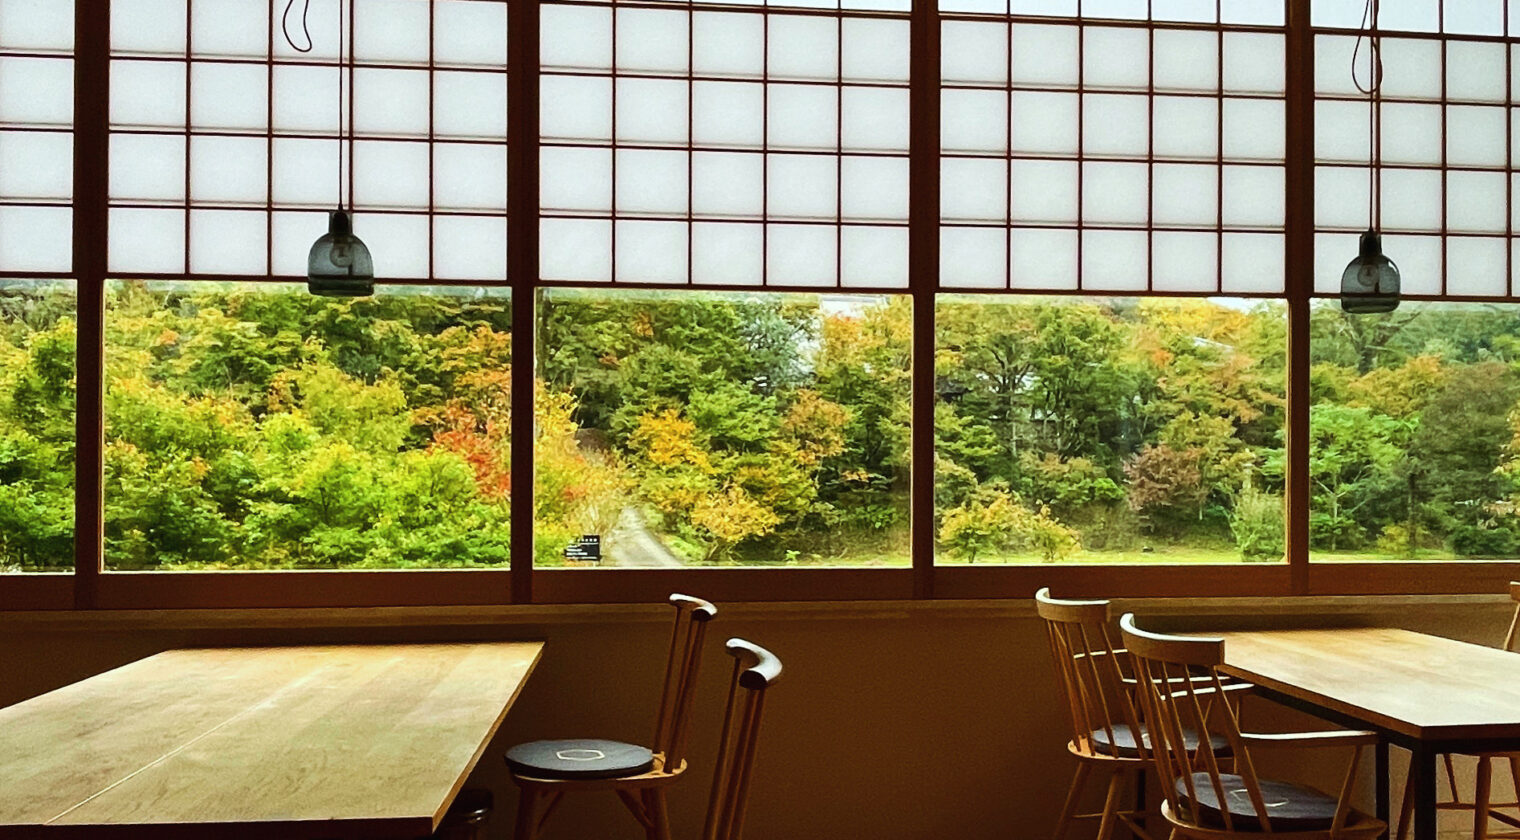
left=1175, top=772, right=1342, bottom=832
left=1090, top=724, right=1232, bottom=759
left=506, top=739, right=656, bottom=781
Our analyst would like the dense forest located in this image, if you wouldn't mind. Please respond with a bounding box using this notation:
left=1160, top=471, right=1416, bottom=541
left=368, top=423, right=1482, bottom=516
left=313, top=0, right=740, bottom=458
left=3, top=280, right=1520, bottom=572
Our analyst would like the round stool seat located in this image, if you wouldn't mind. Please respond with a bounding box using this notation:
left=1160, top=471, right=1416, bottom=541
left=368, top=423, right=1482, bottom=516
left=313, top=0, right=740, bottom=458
left=506, top=739, right=655, bottom=781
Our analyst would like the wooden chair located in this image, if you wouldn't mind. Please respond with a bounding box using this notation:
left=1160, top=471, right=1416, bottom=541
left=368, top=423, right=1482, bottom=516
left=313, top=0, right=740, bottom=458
left=505, top=593, right=717, bottom=840
left=1119, top=613, right=1385, bottom=840
left=1036, top=587, right=1159, bottom=840
left=1394, top=581, right=1520, bottom=840
left=700, top=638, right=783, bottom=840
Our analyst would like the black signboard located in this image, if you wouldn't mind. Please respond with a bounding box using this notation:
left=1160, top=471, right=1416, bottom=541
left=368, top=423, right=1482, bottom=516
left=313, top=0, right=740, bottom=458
left=566, top=534, right=602, bottom=563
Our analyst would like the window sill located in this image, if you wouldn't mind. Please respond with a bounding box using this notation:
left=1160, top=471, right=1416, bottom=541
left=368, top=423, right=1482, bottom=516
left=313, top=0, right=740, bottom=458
left=0, top=593, right=1505, bottom=632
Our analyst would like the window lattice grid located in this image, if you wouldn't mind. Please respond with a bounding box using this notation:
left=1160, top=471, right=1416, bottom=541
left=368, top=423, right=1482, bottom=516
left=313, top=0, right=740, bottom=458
left=106, top=0, right=509, bottom=282
left=1313, top=17, right=1520, bottom=297
left=938, top=7, right=1288, bottom=294
left=1312, top=0, right=1516, bottom=37
left=538, top=1, right=912, bottom=289
left=937, top=0, right=1282, bottom=25
left=0, top=0, right=74, bottom=274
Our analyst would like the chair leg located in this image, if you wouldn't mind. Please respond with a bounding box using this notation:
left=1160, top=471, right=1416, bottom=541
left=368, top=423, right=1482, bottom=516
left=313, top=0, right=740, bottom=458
left=1471, top=753, right=1495, bottom=838
left=1051, top=762, right=1092, bottom=840
left=513, top=786, right=543, bottom=840
left=1396, top=772, right=1414, bottom=840
left=1445, top=753, right=1463, bottom=805
left=1509, top=756, right=1520, bottom=824
left=1476, top=756, right=1494, bottom=840
left=1096, top=770, right=1127, bottom=840
left=643, top=789, right=672, bottom=840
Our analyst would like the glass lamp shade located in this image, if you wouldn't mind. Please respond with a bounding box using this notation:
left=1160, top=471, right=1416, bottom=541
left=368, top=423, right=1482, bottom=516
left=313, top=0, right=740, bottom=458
left=1340, top=230, right=1400, bottom=314
left=307, top=209, right=375, bottom=297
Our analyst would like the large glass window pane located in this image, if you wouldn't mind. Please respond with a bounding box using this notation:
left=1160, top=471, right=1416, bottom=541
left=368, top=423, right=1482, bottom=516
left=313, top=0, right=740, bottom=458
left=935, top=296, right=1286, bottom=565
left=1310, top=300, right=1520, bottom=561
left=537, top=288, right=911, bottom=568
left=0, top=279, right=75, bottom=573
left=103, top=281, right=511, bottom=570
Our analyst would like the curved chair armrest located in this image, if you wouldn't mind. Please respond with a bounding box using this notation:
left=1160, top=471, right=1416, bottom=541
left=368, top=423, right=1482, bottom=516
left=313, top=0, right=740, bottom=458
left=1124, top=673, right=1238, bottom=688
left=669, top=593, right=718, bottom=621
left=1238, top=730, right=1379, bottom=749
left=1161, top=681, right=1258, bottom=702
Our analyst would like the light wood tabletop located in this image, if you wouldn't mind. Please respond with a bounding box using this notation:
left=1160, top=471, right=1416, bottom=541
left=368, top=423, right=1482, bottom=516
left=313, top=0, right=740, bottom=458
left=0, top=641, right=543, bottom=839
left=1211, top=627, right=1520, bottom=743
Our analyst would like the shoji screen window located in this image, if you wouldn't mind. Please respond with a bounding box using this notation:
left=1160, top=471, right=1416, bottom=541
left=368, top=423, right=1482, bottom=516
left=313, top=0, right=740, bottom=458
left=107, top=0, right=509, bottom=282
left=0, top=0, right=73, bottom=273
left=938, top=1, right=1288, bottom=293
left=539, top=0, right=911, bottom=290
left=1313, top=0, right=1518, bottom=297
left=0, top=0, right=75, bottom=576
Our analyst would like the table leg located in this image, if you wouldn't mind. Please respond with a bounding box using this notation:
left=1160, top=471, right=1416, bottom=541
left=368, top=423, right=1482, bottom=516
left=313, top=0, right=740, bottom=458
left=1412, top=745, right=1438, bottom=840
left=1376, top=739, right=1390, bottom=840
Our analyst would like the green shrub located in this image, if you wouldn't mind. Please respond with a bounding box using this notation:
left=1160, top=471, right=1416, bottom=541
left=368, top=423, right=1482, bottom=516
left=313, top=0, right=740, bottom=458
left=1230, top=487, right=1285, bottom=560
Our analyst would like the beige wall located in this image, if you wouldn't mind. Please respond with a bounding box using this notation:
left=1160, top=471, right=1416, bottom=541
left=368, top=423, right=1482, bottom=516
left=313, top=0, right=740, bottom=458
left=1, top=596, right=1513, bottom=839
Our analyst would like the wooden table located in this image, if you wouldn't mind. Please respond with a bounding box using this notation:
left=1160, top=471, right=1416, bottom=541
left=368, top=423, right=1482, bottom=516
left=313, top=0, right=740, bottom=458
left=0, top=642, right=543, bottom=839
left=1212, top=627, right=1520, bottom=840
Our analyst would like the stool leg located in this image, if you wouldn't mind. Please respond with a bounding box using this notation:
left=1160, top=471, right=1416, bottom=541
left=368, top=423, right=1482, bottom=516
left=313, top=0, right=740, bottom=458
left=513, top=786, right=543, bottom=840
left=1051, top=762, right=1092, bottom=840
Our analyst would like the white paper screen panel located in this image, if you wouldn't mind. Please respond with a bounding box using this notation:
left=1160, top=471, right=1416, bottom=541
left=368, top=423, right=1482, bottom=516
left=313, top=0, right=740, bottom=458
left=1314, top=24, right=1520, bottom=297
left=940, top=15, right=1286, bottom=293
left=539, top=3, right=910, bottom=289
left=0, top=0, right=74, bottom=273
left=107, top=0, right=510, bottom=281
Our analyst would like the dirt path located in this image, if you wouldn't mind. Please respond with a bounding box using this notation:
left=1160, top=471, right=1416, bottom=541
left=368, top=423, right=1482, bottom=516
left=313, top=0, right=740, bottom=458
left=607, top=507, right=685, bottom=568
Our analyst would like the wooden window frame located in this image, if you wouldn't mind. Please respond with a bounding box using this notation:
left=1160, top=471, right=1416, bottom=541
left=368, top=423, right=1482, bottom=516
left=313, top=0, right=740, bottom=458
left=4, top=0, right=1520, bottom=613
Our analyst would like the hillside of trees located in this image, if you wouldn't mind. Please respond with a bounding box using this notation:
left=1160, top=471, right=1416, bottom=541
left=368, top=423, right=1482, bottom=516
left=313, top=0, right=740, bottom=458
left=3, top=280, right=1520, bottom=571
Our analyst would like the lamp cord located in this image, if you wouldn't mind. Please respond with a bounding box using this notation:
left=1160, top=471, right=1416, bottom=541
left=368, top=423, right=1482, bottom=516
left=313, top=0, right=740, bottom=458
left=1353, top=0, right=1383, bottom=231
left=279, top=0, right=345, bottom=211
left=279, top=0, right=312, bottom=53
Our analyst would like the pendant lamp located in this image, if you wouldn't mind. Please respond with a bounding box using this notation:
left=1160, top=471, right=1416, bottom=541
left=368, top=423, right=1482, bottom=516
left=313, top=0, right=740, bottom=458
left=1340, top=0, right=1399, bottom=314
left=285, top=0, right=374, bottom=297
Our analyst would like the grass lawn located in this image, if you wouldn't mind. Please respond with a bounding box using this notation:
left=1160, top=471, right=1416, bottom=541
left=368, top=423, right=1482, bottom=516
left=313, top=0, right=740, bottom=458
left=787, top=546, right=1509, bottom=566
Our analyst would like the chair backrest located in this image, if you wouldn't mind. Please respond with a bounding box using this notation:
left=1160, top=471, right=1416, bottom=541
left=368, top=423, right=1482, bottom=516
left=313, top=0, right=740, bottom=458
left=701, top=638, right=782, bottom=840
left=1504, top=581, right=1520, bottom=652
left=1119, top=613, right=1265, bottom=833
left=1035, top=587, right=1143, bottom=759
left=653, top=593, right=718, bottom=769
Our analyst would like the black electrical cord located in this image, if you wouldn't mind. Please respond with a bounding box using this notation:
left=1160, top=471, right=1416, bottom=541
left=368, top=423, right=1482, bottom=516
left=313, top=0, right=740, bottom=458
left=1352, top=0, right=1383, bottom=230
left=280, top=0, right=349, bottom=210
left=280, top=0, right=313, bottom=53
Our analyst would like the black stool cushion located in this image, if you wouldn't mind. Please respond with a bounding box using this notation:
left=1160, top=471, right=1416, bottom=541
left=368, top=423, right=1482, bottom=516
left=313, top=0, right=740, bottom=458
left=505, top=739, right=655, bottom=781
left=1090, top=724, right=1232, bottom=759
left=1175, top=772, right=1342, bottom=832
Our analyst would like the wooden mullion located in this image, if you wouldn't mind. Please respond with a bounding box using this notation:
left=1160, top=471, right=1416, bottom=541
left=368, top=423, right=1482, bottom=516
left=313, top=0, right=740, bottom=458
left=908, top=0, right=938, bottom=599
left=1284, top=0, right=1313, bottom=595
left=507, top=0, right=539, bottom=603
left=72, top=0, right=110, bottom=609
